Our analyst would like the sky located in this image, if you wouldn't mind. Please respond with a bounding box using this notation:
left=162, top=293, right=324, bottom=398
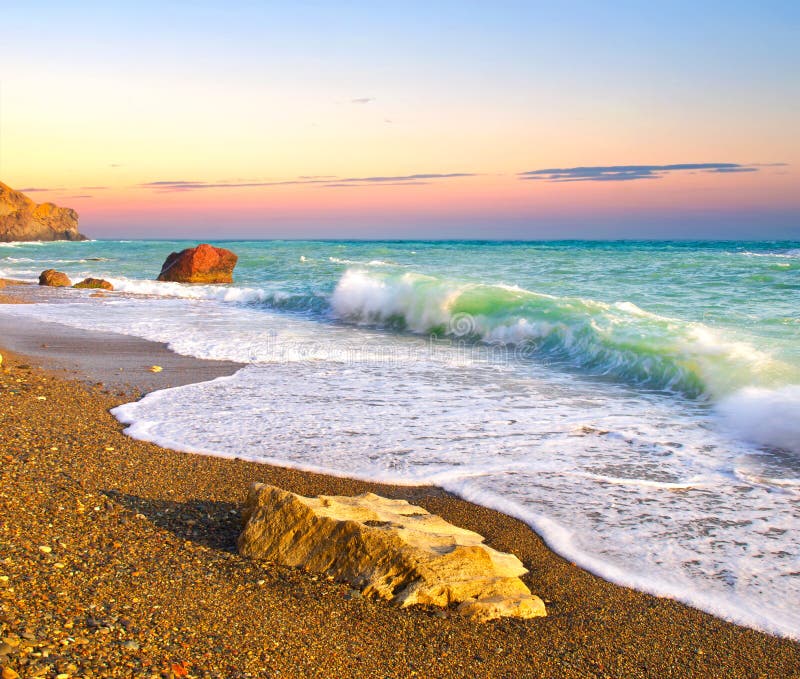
left=1, top=1, right=798, bottom=239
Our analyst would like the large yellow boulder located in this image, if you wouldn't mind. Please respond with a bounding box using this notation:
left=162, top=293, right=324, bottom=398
left=238, top=483, right=546, bottom=621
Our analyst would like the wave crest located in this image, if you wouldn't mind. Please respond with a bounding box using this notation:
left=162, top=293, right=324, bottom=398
left=330, top=268, right=781, bottom=397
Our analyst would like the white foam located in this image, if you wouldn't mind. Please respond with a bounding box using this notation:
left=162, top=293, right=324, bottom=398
left=0, top=241, right=47, bottom=248
left=331, top=269, right=459, bottom=332
left=439, top=476, right=800, bottom=638
left=740, top=249, right=800, bottom=259
left=329, top=257, right=399, bottom=266
left=106, top=276, right=276, bottom=304
left=717, top=386, right=800, bottom=453
left=3, top=257, right=106, bottom=264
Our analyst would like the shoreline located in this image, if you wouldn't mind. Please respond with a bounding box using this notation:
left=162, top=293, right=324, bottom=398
left=1, top=288, right=799, bottom=677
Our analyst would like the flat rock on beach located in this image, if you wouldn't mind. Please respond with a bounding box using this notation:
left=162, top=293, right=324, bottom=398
left=238, top=483, right=547, bottom=620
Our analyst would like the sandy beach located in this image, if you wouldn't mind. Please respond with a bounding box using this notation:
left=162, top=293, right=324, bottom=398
left=5, top=0, right=799, bottom=673
left=1, top=283, right=800, bottom=679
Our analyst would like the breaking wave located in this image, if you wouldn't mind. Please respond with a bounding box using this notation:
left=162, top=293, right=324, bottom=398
left=330, top=269, right=786, bottom=399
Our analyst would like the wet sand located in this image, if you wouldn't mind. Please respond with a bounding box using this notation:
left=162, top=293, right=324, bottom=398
left=1, top=286, right=799, bottom=678
left=0, top=280, right=242, bottom=393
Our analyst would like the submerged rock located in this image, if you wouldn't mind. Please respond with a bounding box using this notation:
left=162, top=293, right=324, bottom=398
left=73, top=277, right=114, bottom=290
left=0, top=181, right=87, bottom=242
left=238, top=483, right=546, bottom=621
left=39, top=269, right=72, bottom=287
left=156, top=243, right=237, bottom=284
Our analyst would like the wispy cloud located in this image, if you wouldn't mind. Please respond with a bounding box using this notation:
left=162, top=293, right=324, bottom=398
left=704, top=167, right=758, bottom=174
left=81, top=185, right=109, bottom=190
left=351, top=97, right=374, bottom=104
left=140, top=180, right=299, bottom=190
left=20, top=187, right=59, bottom=192
left=140, top=173, right=475, bottom=192
left=518, top=163, right=783, bottom=182
left=340, top=173, right=472, bottom=183
left=324, top=181, right=432, bottom=188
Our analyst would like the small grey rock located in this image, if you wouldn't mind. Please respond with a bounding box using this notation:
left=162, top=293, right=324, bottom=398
left=122, top=640, right=140, bottom=650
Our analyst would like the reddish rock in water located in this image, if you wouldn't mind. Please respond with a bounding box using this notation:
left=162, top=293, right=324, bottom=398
left=74, top=278, right=114, bottom=290
left=156, top=243, right=238, bottom=284
left=39, top=269, right=72, bottom=287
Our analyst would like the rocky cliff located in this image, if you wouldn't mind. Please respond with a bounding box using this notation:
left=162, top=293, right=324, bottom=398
left=0, top=181, right=87, bottom=242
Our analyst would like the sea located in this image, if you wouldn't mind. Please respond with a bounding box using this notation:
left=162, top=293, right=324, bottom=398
left=1, top=239, right=798, bottom=638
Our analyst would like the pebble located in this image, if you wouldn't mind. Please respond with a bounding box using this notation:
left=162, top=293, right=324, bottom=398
left=38, top=545, right=52, bottom=554
left=121, top=640, right=139, bottom=650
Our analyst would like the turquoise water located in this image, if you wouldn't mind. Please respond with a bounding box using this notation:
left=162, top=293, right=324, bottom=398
left=4, top=239, right=799, bottom=393
left=1, top=239, right=799, bottom=637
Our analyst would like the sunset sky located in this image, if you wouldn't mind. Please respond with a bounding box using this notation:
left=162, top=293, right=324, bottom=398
left=2, top=1, right=798, bottom=239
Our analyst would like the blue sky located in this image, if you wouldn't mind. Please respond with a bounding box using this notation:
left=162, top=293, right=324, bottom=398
left=1, top=1, right=798, bottom=238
